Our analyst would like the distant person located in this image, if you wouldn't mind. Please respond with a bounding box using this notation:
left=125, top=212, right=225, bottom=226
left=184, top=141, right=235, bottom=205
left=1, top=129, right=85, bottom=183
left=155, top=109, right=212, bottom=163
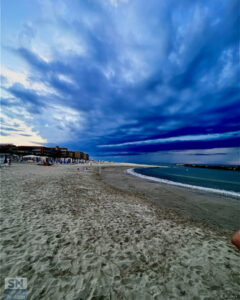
left=231, top=230, right=240, bottom=251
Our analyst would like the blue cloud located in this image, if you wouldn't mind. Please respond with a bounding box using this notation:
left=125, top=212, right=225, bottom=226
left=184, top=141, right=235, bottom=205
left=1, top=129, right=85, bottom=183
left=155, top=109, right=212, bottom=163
left=7, top=83, right=43, bottom=114
left=1, top=126, right=22, bottom=132
left=0, top=132, right=9, bottom=136
left=19, top=133, right=32, bottom=137
left=2, top=0, right=240, bottom=163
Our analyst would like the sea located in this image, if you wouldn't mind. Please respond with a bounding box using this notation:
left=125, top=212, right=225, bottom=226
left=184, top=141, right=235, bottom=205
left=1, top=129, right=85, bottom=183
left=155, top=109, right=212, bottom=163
left=128, top=165, right=240, bottom=198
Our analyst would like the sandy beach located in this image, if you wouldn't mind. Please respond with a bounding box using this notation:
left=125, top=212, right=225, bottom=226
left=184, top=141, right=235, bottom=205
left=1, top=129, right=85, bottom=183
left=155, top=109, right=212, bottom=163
left=101, top=167, right=240, bottom=232
left=1, top=163, right=240, bottom=299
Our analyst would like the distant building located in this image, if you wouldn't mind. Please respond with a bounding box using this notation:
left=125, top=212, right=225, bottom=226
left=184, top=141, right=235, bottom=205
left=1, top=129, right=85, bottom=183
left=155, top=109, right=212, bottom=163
left=68, top=151, right=75, bottom=159
left=32, top=146, right=45, bottom=156
left=15, top=146, right=35, bottom=155
left=83, top=153, right=89, bottom=160
left=0, top=144, right=89, bottom=160
left=74, top=151, right=81, bottom=159
left=0, top=144, right=17, bottom=153
left=59, top=147, right=68, bottom=158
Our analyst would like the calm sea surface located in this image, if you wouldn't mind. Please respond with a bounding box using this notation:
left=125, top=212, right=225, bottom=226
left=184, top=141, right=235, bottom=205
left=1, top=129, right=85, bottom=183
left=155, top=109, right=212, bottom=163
left=134, top=166, right=240, bottom=194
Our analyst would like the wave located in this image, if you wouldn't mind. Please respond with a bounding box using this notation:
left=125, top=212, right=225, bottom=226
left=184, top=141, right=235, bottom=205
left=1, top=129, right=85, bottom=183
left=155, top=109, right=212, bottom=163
left=126, top=168, right=240, bottom=198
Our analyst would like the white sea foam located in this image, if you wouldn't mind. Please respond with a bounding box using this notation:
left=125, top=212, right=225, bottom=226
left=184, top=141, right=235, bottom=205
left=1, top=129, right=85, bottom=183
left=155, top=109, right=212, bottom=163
left=127, top=168, right=240, bottom=198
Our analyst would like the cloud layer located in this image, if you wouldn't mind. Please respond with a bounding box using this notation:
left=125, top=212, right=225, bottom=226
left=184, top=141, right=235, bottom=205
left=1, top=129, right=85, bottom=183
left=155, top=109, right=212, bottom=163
left=1, top=0, right=240, bottom=163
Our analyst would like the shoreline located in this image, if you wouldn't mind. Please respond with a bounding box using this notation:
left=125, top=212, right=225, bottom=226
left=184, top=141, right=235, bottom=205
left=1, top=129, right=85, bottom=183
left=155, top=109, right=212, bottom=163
left=100, top=166, right=240, bottom=232
left=1, top=163, right=240, bottom=298
left=127, top=168, right=240, bottom=198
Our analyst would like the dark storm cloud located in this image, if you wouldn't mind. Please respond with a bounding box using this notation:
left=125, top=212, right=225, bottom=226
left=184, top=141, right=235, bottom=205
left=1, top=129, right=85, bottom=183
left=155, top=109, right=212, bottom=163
left=4, top=0, right=240, bottom=160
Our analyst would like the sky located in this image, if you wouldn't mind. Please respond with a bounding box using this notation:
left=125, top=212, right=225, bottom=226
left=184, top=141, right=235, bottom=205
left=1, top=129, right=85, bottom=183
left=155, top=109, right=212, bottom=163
left=1, top=0, right=240, bottom=164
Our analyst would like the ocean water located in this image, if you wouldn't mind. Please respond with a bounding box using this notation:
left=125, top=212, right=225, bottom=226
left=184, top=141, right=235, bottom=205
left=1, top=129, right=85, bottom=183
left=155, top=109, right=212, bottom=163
left=129, top=165, right=240, bottom=197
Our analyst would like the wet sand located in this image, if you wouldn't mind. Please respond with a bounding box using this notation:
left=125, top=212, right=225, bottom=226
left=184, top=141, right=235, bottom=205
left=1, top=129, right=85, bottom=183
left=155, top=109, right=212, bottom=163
left=1, top=163, right=240, bottom=299
left=101, top=167, right=240, bottom=232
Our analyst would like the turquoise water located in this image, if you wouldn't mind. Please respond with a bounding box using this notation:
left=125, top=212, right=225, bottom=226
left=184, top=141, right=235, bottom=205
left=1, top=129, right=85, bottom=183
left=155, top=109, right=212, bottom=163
left=134, top=166, right=240, bottom=194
